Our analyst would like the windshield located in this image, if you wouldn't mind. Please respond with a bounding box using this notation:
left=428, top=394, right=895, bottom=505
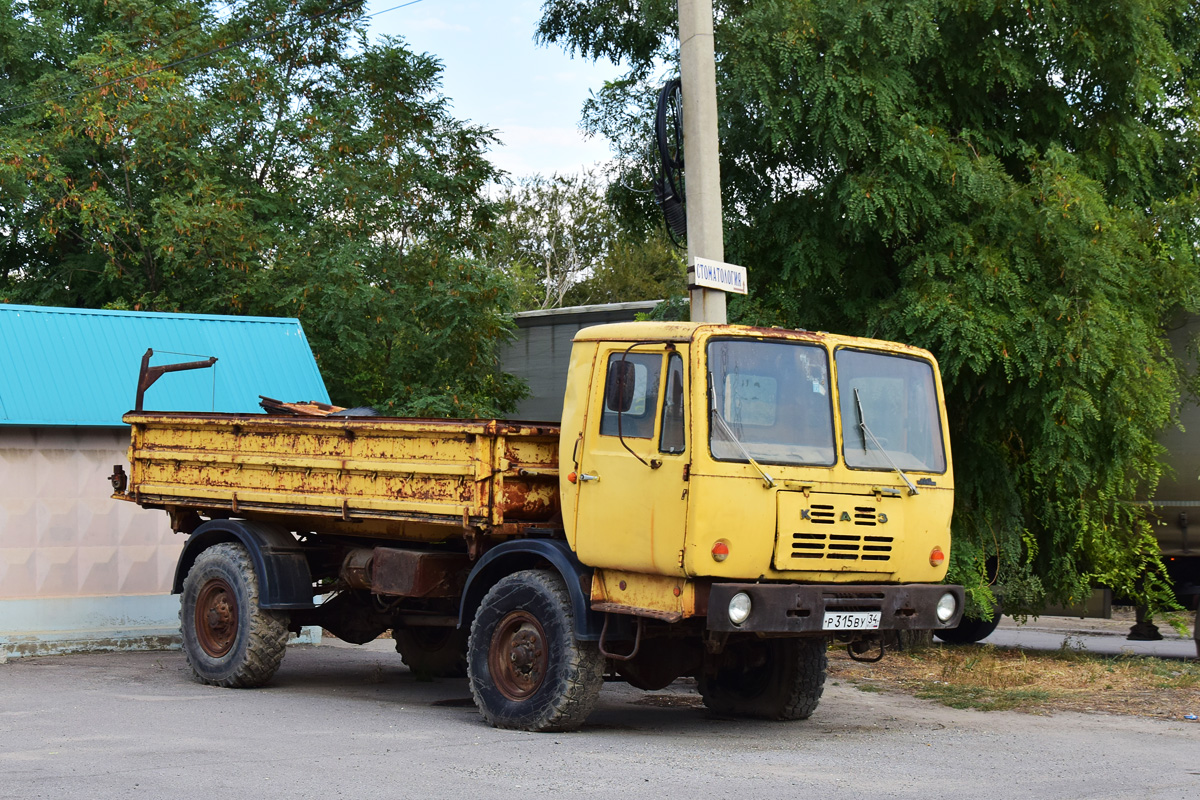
left=707, top=340, right=835, bottom=467
left=836, top=349, right=946, bottom=473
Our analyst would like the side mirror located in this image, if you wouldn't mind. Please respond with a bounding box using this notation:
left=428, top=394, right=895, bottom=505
left=605, top=360, right=637, bottom=413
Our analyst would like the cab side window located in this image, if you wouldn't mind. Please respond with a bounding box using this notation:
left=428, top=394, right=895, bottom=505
left=659, top=354, right=685, bottom=454
left=599, top=353, right=662, bottom=439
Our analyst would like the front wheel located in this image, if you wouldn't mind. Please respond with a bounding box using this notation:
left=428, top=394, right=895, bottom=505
left=699, top=637, right=827, bottom=720
left=180, top=542, right=289, bottom=688
left=467, top=569, right=604, bottom=732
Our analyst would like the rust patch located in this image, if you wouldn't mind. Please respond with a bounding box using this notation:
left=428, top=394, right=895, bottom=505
left=259, top=396, right=345, bottom=416
left=735, top=324, right=821, bottom=341
left=591, top=603, right=683, bottom=623
left=500, top=480, right=560, bottom=522
left=370, top=549, right=470, bottom=597
left=340, top=548, right=375, bottom=590
left=123, top=412, right=563, bottom=542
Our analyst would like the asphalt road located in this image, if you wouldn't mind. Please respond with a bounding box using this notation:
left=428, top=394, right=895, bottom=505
left=983, top=614, right=1199, bottom=660
left=1, top=638, right=1197, bottom=800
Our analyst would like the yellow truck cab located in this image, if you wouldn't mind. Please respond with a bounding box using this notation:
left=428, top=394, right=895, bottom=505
left=564, top=323, right=958, bottom=630
left=114, top=321, right=963, bottom=732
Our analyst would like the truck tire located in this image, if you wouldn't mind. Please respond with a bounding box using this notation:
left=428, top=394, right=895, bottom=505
left=394, top=626, right=468, bottom=678
left=933, top=612, right=1002, bottom=645
left=699, top=637, right=827, bottom=720
left=180, top=542, right=289, bottom=688
left=467, top=569, right=604, bottom=732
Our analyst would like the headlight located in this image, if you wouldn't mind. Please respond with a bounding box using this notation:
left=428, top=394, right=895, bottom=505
left=936, top=592, right=958, bottom=624
left=728, top=592, right=752, bottom=626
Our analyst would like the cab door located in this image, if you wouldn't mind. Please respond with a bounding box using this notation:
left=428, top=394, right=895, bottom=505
left=573, top=347, right=690, bottom=576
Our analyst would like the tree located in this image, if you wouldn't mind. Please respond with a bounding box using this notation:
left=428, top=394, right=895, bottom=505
left=492, top=168, right=686, bottom=310
left=561, top=228, right=685, bottom=306
left=538, top=0, right=1200, bottom=613
left=493, top=171, right=618, bottom=309
left=0, top=0, right=523, bottom=416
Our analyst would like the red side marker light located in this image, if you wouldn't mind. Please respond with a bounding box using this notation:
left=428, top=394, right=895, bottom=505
left=929, top=547, right=945, bottom=567
left=712, top=541, right=730, bottom=562
left=567, top=472, right=578, bottom=484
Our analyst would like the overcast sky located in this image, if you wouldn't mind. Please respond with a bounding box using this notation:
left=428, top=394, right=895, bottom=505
left=366, top=0, right=625, bottom=178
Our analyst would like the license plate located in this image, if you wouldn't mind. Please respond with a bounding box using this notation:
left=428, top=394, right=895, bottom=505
left=822, top=611, right=881, bottom=631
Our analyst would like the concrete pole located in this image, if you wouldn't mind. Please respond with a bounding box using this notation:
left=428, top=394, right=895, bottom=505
left=678, top=0, right=727, bottom=324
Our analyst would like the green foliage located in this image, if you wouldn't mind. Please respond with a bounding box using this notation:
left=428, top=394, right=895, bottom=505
left=492, top=171, right=619, bottom=309
left=492, top=169, right=685, bottom=309
left=1, top=0, right=520, bottom=416
left=563, top=229, right=685, bottom=306
left=914, top=683, right=1055, bottom=712
left=540, top=0, right=1200, bottom=612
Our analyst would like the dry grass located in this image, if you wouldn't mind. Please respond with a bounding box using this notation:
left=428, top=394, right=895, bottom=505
left=828, top=643, right=1200, bottom=720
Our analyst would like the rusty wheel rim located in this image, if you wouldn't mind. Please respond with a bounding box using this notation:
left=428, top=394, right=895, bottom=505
left=488, top=610, right=548, bottom=701
left=194, top=577, right=238, bottom=658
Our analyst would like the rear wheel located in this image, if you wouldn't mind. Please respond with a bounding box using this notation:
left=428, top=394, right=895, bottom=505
left=699, top=637, right=827, bottom=720
left=394, top=626, right=468, bottom=678
left=467, top=569, right=604, bottom=732
left=180, top=543, right=288, bottom=688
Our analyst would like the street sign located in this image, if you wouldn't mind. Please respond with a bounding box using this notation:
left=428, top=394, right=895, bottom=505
left=689, top=257, right=748, bottom=295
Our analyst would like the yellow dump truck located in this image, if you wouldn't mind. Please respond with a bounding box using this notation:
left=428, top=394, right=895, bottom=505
left=112, top=321, right=964, bottom=731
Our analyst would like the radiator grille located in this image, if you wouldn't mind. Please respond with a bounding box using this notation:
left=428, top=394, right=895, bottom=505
left=785, top=531, right=894, bottom=561
left=809, top=504, right=836, bottom=524
left=775, top=493, right=900, bottom=568
left=852, top=506, right=879, bottom=526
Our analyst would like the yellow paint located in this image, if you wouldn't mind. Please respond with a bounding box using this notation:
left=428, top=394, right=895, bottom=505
left=558, top=341, right=598, bottom=551
left=590, top=568, right=699, bottom=618
left=123, top=320, right=955, bottom=620
left=122, top=414, right=559, bottom=540
left=564, top=322, right=955, bottom=606
left=570, top=344, right=690, bottom=575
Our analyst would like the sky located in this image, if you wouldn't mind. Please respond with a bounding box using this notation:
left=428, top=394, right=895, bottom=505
left=365, top=0, right=626, bottom=178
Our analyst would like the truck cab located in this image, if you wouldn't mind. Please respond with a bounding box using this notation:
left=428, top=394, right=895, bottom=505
left=561, top=322, right=958, bottom=633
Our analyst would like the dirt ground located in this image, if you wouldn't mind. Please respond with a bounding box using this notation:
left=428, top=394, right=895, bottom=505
left=828, top=609, right=1200, bottom=721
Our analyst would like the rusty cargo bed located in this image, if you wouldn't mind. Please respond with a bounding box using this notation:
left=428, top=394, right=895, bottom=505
left=118, top=412, right=563, bottom=542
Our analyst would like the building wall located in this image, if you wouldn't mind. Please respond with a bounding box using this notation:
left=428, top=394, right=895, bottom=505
left=0, top=427, right=184, bottom=659
left=501, top=302, right=658, bottom=422
left=1, top=428, right=181, bottom=599
left=0, top=426, right=321, bottom=660
left=1151, top=314, right=1200, bottom=556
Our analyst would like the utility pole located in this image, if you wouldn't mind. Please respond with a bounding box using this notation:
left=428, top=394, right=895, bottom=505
left=678, top=0, right=727, bottom=324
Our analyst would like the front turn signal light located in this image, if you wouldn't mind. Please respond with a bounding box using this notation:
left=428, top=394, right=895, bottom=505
left=929, top=547, right=945, bottom=567
left=711, top=541, right=730, bottom=562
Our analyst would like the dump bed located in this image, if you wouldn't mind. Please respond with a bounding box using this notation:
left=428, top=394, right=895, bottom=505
left=120, top=412, right=562, bottom=542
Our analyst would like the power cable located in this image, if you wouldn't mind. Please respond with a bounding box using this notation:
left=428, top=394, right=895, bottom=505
left=360, top=0, right=431, bottom=22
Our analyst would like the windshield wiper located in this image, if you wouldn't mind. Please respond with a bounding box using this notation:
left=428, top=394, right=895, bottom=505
left=710, top=372, right=775, bottom=488
left=854, top=389, right=919, bottom=496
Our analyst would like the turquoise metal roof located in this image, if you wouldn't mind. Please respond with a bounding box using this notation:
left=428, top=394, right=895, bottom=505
left=0, top=304, right=330, bottom=427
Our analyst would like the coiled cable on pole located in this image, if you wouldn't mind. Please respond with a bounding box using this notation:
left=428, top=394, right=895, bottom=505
left=654, top=78, right=687, bottom=245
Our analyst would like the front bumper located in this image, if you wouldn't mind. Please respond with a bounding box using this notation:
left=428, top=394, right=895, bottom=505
left=706, top=583, right=965, bottom=633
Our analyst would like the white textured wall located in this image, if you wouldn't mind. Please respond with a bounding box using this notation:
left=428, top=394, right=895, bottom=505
left=0, top=427, right=182, bottom=599
left=0, top=427, right=184, bottom=658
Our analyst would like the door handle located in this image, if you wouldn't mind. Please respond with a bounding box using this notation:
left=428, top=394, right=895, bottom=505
left=578, top=472, right=600, bottom=483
